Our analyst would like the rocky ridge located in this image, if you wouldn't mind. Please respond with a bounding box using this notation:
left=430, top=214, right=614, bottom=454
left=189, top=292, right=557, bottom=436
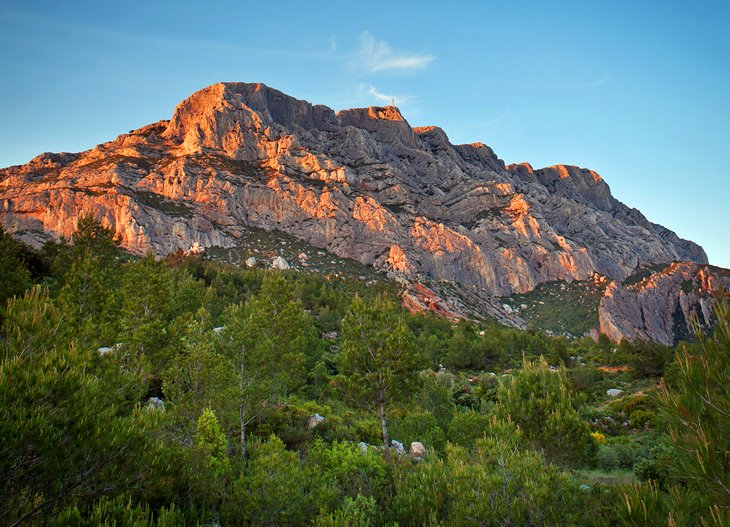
left=0, top=82, right=720, bottom=342
left=599, top=262, right=730, bottom=346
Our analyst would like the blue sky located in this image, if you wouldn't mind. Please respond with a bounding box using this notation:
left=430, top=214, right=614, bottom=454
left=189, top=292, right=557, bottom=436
left=1, top=1, right=728, bottom=266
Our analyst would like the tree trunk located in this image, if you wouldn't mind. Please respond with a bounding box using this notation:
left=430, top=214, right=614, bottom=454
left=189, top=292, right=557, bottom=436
left=240, top=346, right=246, bottom=461
left=379, top=392, right=390, bottom=464
left=240, top=403, right=246, bottom=461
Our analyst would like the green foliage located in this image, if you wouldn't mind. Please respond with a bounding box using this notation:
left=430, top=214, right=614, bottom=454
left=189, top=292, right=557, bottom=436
left=52, top=497, right=196, bottom=527
left=659, top=301, right=730, bottom=508
left=118, top=255, right=175, bottom=369
left=391, top=457, right=450, bottom=526
left=595, top=435, right=654, bottom=472
left=392, top=432, right=593, bottom=527
left=496, top=357, right=596, bottom=467
left=633, top=443, right=671, bottom=488
left=313, top=495, right=378, bottom=527
left=620, top=301, right=730, bottom=524
left=306, top=439, right=388, bottom=505
left=503, top=279, right=605, bottom=337
left=218, top=273, right=321, bottom=458
left=224, top=272, right=321, bottom=398
left=56, top=251, right=119, bottom=346
left=443, top=320, right=500, bottom=370
left=447, top=410, right=497, bottom=449
left=617, top=339, right=673, bottom=378
left=0, top=225, right=724, bottom=525
left=336, top=295, right=421, bottom=461
left=195, top=407, right=230, bottom=476
left=620, top=482, right=729, bottom=527
left=223, top=435, right=317, bottom=526
left=162, top=314, right=238, bottom=440
left=71, top=215, right=122, bottom=262
left=447, top=437, right=590, bottom=526
left=390, top=410, right=446, bottom=454
left=0, top=287, right=158, bottom=526
left=0, top=227, right=33, bottom=304
left=414, top=372, right=456, bottom=431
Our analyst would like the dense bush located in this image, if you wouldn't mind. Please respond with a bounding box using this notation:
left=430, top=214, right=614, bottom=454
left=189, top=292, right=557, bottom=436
left=496, top=357, right=597, bottom=467
left=595, top=436, right=653, bottom=472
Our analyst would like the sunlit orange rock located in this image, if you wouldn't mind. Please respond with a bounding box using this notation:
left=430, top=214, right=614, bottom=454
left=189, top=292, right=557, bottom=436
left=0, top=82, right=713, bottom=341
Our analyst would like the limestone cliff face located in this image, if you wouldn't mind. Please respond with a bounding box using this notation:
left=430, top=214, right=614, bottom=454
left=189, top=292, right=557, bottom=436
left=599, top=263, right=729, bottom=345
left=0, top=82, right=713, bottom=340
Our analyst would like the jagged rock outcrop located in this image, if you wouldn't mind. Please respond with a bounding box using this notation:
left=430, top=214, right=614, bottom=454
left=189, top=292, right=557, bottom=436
left=599, top=263, right=729, bottom=345
left=0, top=82, right=714, bottom=341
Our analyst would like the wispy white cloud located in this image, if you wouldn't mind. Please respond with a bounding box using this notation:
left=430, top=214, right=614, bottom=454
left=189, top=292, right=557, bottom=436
left=328, top=84, right=415, bottom=110
left=360, top=84, right=413, bottom=106
left=356, top=31, right=435, bottom=73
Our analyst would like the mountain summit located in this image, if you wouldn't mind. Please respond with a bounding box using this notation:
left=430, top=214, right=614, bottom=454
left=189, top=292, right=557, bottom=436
left=0, top=82, right=723, bottom=343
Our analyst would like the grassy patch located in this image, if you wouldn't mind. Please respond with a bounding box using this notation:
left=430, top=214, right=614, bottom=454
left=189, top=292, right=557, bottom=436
left=205, top=226, right=388, bottom=284
left=622, top=263, right=671, bottom=286
left=502, top=280, right=606, bottom=337
left=574, top=469, right=636, bottom=486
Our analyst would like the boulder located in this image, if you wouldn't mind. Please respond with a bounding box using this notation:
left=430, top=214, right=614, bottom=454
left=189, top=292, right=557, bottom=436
left=409, top=442, right=426, bottom=459
left=245, top=256, right=257, bottom=267
left=271, top=256, right=290, bottom=270
left=187, top=241, right=205, bottom=255
left=357, top=441, right=369, bottom=454
left=607, top=388, right=624, bottom=397
left=391, top=439, right=405, bottom=456
left=146, top=397, right=165, bottom=410
left=307, top=413, right=324, bottom=428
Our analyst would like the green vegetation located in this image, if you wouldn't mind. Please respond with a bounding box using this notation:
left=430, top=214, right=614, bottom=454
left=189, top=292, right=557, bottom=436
left=0, top=218, right=726, bottom=525
left=207, top=226, right=386, bottom=282
left=503, top=279, right=606, bottom=336
left=622, top=263, right=670, bottom=286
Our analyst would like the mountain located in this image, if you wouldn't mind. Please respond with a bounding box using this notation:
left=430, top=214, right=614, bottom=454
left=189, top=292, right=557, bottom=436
left=0, top=82, right=725, bottom=343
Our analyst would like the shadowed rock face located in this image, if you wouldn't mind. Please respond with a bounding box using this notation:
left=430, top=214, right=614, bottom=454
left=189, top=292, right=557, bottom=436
left=0, top=82, right=713, bottom=339
left=599, top=263, right=729, bottom=345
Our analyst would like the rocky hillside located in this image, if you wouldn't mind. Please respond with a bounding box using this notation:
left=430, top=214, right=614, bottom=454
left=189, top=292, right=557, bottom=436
left=0, top=82, right=722, bottom=342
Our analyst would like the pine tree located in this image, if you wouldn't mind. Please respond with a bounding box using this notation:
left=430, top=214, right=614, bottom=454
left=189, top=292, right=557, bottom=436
left=220, top=272, right=320, bottom=459
left=118, top=255, right=174, bottom=370
left=336, top=295, right=421, bottom=463
left=195, top=407, right=230, bottom=476
left=0, top=227, right=32, bottom=304
left=655, top=301, right=729, bottom=517
left=0, top=287, right=155, bottom=526
left=496, top=357, right=596, bottom=467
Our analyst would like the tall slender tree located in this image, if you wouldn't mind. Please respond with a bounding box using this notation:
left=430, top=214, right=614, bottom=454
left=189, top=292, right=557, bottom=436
left=336, top=296, right=421, bottom=463
left=221, top=273, right=320, bottom=460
